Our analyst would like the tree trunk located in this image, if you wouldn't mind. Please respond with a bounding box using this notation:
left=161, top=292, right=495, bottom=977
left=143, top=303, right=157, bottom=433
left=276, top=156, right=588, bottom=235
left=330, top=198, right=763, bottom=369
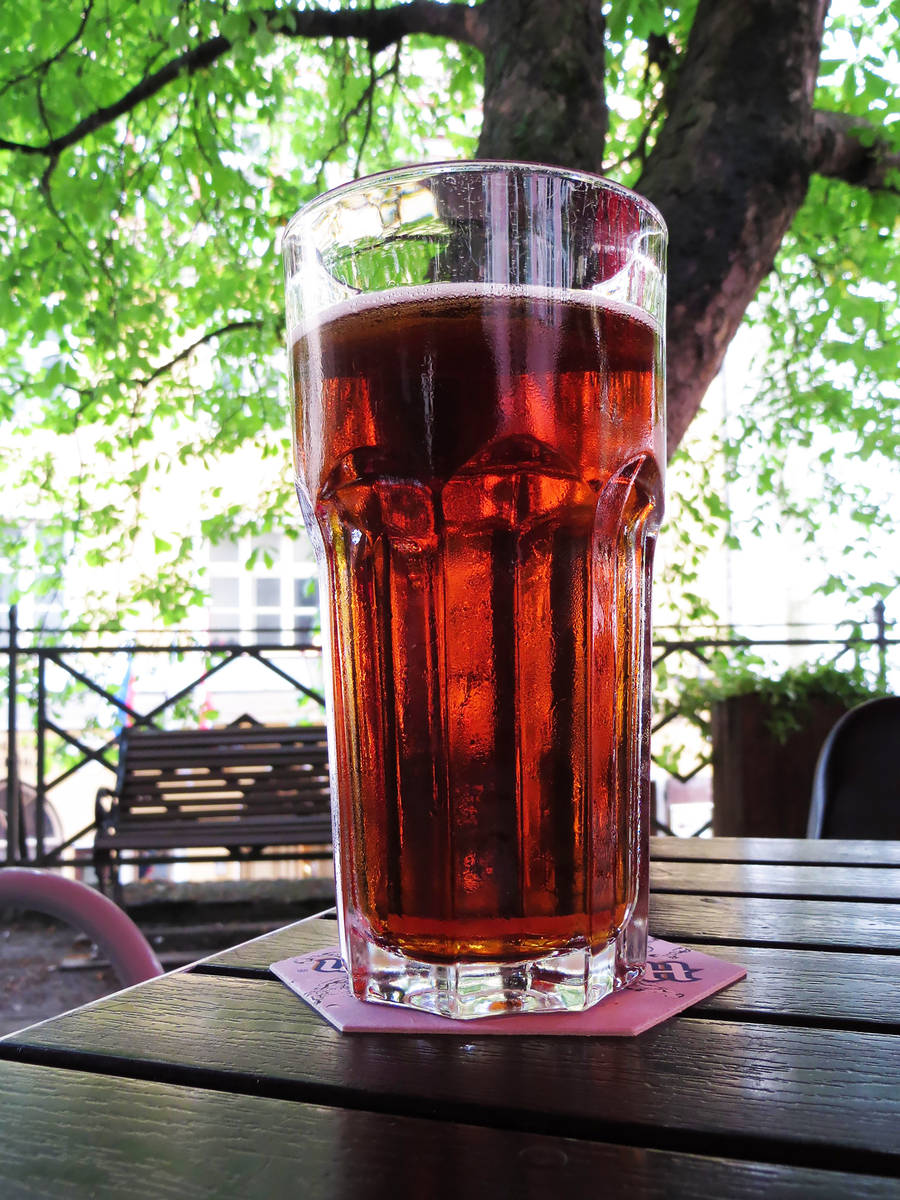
left=477, top=0, right=608, bottom=172
left=637, top=0, right=829, bottom=456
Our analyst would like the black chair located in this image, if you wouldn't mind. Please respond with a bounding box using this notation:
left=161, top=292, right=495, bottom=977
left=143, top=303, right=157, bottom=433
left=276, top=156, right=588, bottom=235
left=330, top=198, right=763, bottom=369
left=807, top=695, right=900, bottom=838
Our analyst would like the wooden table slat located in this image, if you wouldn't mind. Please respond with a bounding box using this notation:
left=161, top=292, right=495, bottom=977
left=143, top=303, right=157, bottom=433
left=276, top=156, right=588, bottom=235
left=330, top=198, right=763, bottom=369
left=2, top=1058, right=894, bottom=1200
left=649, top=893, right=900, bottom=953
left=650, top=838, right=900, bottom=867
left=649, top=860, right=900, bottom=901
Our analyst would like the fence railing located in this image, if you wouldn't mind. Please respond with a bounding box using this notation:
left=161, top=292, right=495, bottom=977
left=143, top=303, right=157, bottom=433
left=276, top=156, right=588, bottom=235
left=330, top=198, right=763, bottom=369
left=3, top=603, right=896, bottom=863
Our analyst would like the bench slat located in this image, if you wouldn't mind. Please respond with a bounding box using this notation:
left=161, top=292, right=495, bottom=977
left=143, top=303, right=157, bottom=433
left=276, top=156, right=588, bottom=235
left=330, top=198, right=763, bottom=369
left=123, top=772, right=330, bottom=791
left=120, top=782, right=331, bottom=801
left=111, top=812, right=330, bottom=827
left=119, top=790, right=330, bottom=806
left=113, top=806, right=330, bottom=823
left=123, top=726, right=328, bottom=742
left=121, top=781, right=331, bottom=799
left=95, top=825, right=332, bottom=850
left=124, top=747, right=329, bottom=767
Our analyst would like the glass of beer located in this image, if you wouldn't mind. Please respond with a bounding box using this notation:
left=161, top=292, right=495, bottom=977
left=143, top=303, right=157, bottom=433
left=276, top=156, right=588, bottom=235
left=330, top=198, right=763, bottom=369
left=283, top=162, right=665, bottom=1019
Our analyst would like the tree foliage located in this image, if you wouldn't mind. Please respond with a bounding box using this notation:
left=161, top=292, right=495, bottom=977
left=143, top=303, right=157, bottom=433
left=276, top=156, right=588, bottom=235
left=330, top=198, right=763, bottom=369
left=1, top=0, right=898, bottom=627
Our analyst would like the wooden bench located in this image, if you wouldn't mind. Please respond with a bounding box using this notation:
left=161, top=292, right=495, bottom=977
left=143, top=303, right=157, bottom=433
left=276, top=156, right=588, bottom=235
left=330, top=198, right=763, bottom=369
left=94, top=722, right=332, bottom=897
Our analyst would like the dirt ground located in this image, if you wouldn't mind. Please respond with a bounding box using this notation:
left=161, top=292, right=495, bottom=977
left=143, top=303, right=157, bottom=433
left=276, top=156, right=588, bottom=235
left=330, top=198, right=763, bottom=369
left=0, top=876, right=336, bottom=1038
left=0, top=913, right=121, bottom=1037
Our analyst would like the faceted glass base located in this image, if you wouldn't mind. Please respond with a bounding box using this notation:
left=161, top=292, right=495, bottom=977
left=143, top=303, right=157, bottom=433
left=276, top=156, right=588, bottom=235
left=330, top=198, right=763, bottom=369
left=345, top=932, right=644, bottom=1020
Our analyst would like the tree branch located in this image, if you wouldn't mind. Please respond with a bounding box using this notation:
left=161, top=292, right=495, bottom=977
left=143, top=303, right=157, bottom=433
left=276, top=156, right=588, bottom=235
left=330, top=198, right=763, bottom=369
left=0, top=0, right=94, bottom=99
left=810, top=109, right=900, bottom=193
left=353, top=43, right=380, bottom=179
left=0, top=34, right=229, bottom=157
left=315, top=49, right=402, bottom=185
left=137, top=320, right=265, bottom=389
left=0, top=1, right=486, bottom=160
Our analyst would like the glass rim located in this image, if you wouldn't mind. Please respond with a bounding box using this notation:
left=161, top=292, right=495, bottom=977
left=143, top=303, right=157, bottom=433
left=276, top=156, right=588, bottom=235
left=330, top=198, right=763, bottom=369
left=283, top=158, right=667, bottom=244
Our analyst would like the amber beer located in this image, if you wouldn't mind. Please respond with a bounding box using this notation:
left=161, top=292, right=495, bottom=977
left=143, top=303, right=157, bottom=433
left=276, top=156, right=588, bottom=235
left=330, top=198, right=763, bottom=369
left=285, top=164, right=666, bottom=1018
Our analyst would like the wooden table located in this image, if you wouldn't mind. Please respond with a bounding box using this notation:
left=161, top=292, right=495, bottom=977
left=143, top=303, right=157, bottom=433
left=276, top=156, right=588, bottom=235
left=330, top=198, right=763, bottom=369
left=2, top=838, right=898, bottom=1197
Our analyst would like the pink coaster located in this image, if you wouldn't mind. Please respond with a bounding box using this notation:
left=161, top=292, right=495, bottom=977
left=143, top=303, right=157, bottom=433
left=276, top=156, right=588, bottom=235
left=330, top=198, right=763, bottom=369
left=271, top=937, right=746, bottom=1036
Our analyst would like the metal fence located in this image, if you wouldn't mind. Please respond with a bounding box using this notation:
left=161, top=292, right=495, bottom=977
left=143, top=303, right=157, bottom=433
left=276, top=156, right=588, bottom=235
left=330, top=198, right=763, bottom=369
left=3, top=602, right=896, bottom=864
left=2, top=607, right=326, bottom=866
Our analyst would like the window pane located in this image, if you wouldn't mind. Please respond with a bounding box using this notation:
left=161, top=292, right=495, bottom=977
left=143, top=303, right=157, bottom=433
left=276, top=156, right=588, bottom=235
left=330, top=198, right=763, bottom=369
left=210, top=540, right=239, bottom=563
left=256, top=578, right=280, bottom=607
left=294, top=577, right=319, bottom=607
left=256, top=613, right=281, bottom=631
left=294, top=612, right=319, bottom=641
left=211, top=577, right=239, bottom=607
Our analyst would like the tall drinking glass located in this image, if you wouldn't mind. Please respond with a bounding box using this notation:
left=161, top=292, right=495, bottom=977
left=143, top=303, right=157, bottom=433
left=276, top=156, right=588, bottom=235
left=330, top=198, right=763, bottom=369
left=284, top=162, right=666, bottom=1019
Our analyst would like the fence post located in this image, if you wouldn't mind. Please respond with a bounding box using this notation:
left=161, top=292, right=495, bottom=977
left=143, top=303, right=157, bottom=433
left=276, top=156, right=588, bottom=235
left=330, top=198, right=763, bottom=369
left=36, top=653, right=46, bottom=861
left=5, top=604, right=20, bottom=864
left=873, top=599, right=888, bottom=692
